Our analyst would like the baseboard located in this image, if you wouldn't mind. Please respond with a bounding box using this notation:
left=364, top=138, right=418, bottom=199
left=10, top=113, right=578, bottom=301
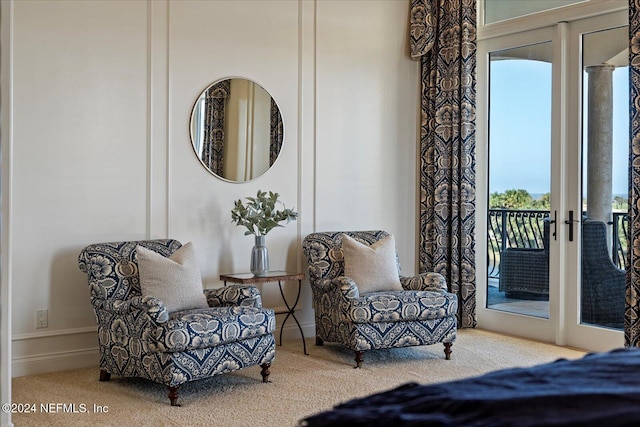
left=271, top=306, right=315, bottom=341
left=275, top=317, right=316, bottom=343
left=12, top=347, right=99, bottom=378
left=12, top=322, right=316, bottom=377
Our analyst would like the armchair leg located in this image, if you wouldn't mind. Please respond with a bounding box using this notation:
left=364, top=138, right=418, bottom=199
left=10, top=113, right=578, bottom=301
left=354, top=351, right=364, bottom=369
left=443, top=342, right=453, bottom=360
left=316, top=336, right=324, bottom=346
left=168, top=386, right=180, bottom=407
left=260, top=363, right=271, bottom=383
left=99, top=370, right=111, bottom=382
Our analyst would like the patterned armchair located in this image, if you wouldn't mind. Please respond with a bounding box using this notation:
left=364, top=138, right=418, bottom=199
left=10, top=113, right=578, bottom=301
left=78, top=239, right=276, bottom=406
left=302, top=230, right=457, bottom=367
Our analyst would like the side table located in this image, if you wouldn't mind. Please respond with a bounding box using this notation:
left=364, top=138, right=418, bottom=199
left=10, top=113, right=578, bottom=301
left=220, top=271, right=307, bottom=355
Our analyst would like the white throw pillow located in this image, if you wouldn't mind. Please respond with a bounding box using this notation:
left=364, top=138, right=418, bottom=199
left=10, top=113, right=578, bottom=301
left=136, top=242, right=209, bottom=313
left=342, top=234, right=403, bottom=294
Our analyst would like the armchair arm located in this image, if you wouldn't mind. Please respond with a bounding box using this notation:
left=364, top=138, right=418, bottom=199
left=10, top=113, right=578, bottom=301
left=308, top=277, right=360, bottom=322
left=313, top=278, right=335, bottom=293
left=331, top=276, right=361, bottom=299
left=401, top=272, right=448, bottom=292
left=91, top=295, right=169, bottom=324
left=312, top=277, right=360, bottom=299
left=204, top=284, right=263, bottom=308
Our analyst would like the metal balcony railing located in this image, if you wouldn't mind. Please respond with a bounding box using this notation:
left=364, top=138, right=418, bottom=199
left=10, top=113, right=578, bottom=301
left=487, top=209, right=628, bottom=278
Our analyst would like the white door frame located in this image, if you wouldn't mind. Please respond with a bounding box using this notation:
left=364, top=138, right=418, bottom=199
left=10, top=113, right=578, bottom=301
left=476, top=8, right=627, bottom=351
left=476, top=26, right=558, bottom=344
left=563, top=10, right=626, bottom=351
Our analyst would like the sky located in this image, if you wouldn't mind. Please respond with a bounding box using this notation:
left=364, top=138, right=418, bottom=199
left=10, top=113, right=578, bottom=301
left=489, top=59, right=629, bottom=198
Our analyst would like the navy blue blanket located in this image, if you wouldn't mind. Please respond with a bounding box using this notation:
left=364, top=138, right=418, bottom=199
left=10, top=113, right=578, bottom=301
left=300, top=348, right=640, bottom=426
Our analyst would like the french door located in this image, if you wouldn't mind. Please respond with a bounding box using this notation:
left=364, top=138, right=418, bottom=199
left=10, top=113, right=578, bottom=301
left=477, top=9, right=627, bottom=352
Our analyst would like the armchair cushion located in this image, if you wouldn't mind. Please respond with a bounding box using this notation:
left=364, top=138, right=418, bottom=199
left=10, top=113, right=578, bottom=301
left=148, top=306, right=276, bottom=352
left=136, top=242, right=209, bottom=313
left=342, top=234, right=403, bottom=294
left=347, top=290, right=458, bottom=323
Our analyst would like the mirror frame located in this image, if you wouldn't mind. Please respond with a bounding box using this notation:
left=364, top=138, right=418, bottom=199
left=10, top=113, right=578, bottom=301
left=189, top=77, right=284, bottom=182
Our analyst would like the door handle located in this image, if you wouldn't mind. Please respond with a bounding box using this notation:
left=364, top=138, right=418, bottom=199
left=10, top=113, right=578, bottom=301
left=564, top=210, right=579, bottom=242
left=549, top=210, right=557, bottom=240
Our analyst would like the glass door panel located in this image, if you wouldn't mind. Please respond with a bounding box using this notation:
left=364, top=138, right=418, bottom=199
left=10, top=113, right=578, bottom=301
left=487, top=42, right=552, bottom=319
left=580, top=26, right=628, bottom=330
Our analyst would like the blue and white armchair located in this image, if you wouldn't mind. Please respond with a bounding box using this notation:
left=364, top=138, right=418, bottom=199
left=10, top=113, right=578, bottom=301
left=78, top=239, right=276, bottom=406
left=302, top=230, right=457, bottom=367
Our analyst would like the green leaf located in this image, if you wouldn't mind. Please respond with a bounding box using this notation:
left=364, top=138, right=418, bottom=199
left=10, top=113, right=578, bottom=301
left=230, top=190, right=298, bottom=235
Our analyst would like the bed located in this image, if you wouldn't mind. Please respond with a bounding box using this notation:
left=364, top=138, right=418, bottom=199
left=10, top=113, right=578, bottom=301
left=299, top=348, right=640, bottom=426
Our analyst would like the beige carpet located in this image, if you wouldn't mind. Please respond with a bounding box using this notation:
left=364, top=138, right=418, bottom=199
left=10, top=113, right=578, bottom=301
left=11, top=329, right=586, bottom=427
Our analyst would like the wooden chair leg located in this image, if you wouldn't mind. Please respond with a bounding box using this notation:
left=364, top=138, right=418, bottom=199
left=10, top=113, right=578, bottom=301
left=99, top=370, right=111, bottom=382
left=444, top=342, right=453, bottom=360
left=354, top=350, right=364, bottom=368
left=260, top=362, right=271, bottom=383
left=168, top=386, right=180, bottom=406
left=316, top=336, right=324, bottom=346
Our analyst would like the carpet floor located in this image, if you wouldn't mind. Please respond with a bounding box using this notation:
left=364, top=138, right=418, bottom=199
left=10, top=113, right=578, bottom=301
left=10, top=329, right=586, bottom=427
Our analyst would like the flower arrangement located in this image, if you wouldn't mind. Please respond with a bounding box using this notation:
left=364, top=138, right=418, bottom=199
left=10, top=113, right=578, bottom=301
left=231, top=190, right=298, bottom=236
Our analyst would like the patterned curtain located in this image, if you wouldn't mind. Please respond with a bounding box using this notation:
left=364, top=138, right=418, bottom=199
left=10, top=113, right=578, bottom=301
left=627, top=0, right=640, bottom=346
left=202, top=79, right=230, bottom=177
left=270, top=98, right=284, bottom=166
left=410, top=0, right=477, bottom=328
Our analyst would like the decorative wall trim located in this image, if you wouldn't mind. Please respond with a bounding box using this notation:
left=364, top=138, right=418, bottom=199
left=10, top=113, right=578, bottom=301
left=12, top=347, right=99, bottom=378
left=12, top=326, right=96, bottom=342
left=148, top=0, right=170, bottom=239
left=1, top=1, right=15, bottom=425
left=11, top=323, right=313, bottom=377
left=297, top=0, right=317, bottom=273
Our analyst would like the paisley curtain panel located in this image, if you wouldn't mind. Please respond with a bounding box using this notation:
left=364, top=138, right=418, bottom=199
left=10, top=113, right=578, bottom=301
left=626, top=0, right=640, bottom=346
left=270, top=98, right=283, bottom=166
left=202, top=79, right=230, bottom=177
left=410, top=0, right=477, bottom=328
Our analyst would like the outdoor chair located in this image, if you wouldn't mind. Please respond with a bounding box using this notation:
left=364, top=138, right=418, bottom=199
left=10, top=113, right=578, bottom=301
left=581, top=219, right=625, bottom=328
left=498, top=220, right=550, bottom=298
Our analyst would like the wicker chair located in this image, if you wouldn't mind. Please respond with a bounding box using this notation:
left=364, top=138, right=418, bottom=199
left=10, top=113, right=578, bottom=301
left=581, top=219, right=625, bottom=328
left=498, top=220, right=550, bottom=299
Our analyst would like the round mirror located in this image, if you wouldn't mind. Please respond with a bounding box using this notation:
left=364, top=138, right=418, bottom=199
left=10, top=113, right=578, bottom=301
left=190, top=78, right=284, bottom=182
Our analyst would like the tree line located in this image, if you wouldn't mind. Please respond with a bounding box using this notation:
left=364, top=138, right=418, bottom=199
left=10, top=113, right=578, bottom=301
left=490, top=189, right=628, bottom=211
left=489, top=189, right=550, bottom=209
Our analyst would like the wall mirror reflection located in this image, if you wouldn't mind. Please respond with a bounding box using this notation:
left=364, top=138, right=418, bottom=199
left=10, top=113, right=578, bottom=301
left=190, top=78, right=284, bottom=182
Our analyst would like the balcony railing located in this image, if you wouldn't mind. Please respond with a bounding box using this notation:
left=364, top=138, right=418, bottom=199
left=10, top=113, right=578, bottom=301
left=488, top=209, right=628, bottom=278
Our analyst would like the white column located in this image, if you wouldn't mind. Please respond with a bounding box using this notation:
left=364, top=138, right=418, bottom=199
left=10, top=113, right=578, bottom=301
left=585, top=64, right=614, bottom=250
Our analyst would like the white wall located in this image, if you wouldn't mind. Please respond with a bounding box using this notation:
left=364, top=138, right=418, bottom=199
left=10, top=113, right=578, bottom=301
left=316, top=0, right=419, bottom=268
left=1, top=0, right=418, bottom=396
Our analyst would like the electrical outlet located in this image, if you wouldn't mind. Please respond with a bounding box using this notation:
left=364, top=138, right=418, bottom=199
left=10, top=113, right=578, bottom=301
left=36, top=309, right=48, bottom=329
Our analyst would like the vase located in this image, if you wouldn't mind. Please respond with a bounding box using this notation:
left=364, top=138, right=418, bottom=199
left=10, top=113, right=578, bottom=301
left=250, top=235, right=269, bottom=277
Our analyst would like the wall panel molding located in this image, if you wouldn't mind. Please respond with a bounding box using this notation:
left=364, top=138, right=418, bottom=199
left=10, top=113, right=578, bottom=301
left=12, top=348, right=99, bottom=378
left=149, top=0, right=171, bottom=239
left=10, top=323, right=314, bottom=377
left=1, top=1, right=15, bottom=423
left=12, top=326, right=96, bottom=342
left=298, top=0, right=317, bottom=242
